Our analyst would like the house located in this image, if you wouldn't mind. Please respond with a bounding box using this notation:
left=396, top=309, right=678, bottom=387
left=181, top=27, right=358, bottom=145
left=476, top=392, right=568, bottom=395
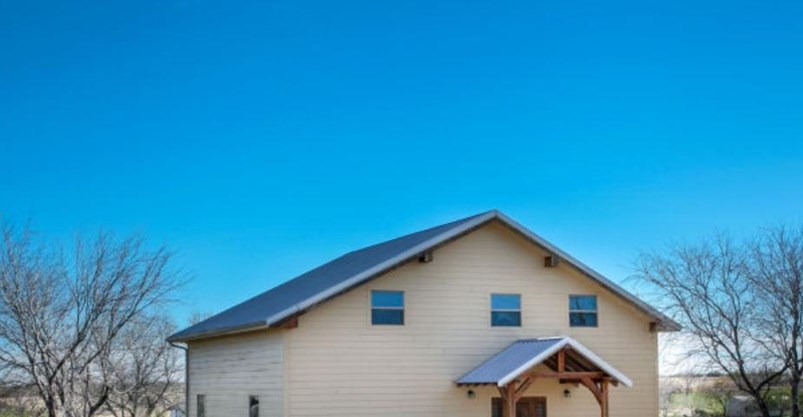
left=168, top=210, right=680, bottom=417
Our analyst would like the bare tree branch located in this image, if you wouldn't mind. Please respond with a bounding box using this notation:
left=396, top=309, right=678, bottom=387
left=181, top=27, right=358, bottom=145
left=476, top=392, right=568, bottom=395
left=635, top=233, right=786, bottom=417
left=0, top=223, right=184, bottom=417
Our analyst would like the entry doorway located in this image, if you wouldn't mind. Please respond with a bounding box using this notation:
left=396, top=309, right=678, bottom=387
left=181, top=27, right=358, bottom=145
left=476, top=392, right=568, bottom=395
left=492, top=397, right=547, bottom=417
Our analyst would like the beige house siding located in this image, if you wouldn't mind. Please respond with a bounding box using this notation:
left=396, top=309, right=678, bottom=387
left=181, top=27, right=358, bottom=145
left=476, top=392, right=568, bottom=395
left=188, top=330, right=285, bottom=417
left=286, top=222, right=658, bottom=417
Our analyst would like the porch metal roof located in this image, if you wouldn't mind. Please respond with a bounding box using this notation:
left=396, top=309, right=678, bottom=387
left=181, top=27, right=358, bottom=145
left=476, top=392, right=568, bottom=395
left=454, top=337, right=633, bottom=387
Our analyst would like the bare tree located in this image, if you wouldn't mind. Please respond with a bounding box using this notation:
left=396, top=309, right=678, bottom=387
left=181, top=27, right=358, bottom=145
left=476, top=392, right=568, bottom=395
left=745, top=226, right=803, bottom=417
left=635, top=234, right=786, bottom=417
left=0, top=223, right=182, bottom=417
left=103, top=317, right=183, bottom=417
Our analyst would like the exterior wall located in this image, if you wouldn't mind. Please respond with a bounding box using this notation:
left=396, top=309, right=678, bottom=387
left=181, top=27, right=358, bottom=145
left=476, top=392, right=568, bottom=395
left=188, top=330, right=285, bottom=417
left=286, top=222, right=659, bottom=417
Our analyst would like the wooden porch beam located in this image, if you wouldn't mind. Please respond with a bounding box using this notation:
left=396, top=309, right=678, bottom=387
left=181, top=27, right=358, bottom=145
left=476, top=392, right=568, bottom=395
left=529, top=371, right=606, bottom=379
left=515, top=376, right=535, bottom=397
left=558, top=379, right=580, bottom=386
left=578, top=377, right=603, bottom=403
left=577, top=377, right=610, bottom=417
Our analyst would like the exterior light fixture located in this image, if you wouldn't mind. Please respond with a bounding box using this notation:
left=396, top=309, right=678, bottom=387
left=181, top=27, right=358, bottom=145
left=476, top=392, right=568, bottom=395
left=467, top=390, right=476, bottom=399
left=563, top=389, right=571, bottom=398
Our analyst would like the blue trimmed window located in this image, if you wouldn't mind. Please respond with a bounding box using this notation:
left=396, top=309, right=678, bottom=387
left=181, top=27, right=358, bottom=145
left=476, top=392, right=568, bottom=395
left=569, top=295, right=598, bottom=327
left=491, top=294, right=521, bottom=327
left=371, top=290, right=404, bottom=325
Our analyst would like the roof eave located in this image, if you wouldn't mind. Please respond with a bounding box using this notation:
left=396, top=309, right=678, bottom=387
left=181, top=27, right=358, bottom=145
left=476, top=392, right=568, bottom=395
left=166, top=320, right=271, bottom=343
left=654, top=320, right=683, bottom=332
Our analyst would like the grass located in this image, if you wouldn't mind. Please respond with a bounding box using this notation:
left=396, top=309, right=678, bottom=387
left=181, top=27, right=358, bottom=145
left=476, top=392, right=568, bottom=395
left=667, top=392, right=725, bottom=417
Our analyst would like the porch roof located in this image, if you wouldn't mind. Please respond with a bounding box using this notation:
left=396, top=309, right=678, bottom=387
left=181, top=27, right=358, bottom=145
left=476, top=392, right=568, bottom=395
left=454, top=337, right=633, bottom=388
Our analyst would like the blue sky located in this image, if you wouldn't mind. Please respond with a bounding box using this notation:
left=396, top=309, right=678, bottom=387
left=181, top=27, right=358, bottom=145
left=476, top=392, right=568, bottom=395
left=1, top=0, right=802, bottom=324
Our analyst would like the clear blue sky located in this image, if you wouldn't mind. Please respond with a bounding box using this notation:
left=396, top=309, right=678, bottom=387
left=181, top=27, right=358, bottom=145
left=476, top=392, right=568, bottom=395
left=1, top=0, right=802, bottom=324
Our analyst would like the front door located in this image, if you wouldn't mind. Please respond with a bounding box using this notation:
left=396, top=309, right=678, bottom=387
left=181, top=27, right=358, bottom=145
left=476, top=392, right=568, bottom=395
left=516, top=397, right=547, bottom=417
left=492, top=397, right=547, bottom=417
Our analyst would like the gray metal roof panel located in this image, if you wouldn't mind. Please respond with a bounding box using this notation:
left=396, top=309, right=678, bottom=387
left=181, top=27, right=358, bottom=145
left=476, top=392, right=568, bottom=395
left=168, top=210, right=680, bottom=342
left=455, top=338, right=564, bottom=385
left=168, top=211, right=493, bottom=342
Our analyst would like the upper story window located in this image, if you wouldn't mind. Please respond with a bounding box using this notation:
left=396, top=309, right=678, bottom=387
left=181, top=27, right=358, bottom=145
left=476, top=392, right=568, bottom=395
left=569, top=295, right=598, bottom=327
left=491, top=294, right=521, bottom=327
left=371, top=290, right=404, bottom=325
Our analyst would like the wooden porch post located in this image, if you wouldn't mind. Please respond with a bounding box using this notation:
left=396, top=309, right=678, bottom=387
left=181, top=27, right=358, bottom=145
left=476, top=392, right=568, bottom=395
left=498, top=376, right=537, bottom=417
left=600, top=379, right=609, bottom=417
left=505, top=384, right=516, bottom=417
left=497, top=384, right=516, bottom=417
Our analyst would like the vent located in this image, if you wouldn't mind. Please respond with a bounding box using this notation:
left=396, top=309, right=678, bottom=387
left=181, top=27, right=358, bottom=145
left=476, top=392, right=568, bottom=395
left=544, top=255, right=560, bottom=268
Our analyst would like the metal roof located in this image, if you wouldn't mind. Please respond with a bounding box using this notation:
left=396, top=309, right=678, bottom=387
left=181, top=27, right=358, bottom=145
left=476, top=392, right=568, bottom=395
left=168, top=210, right=679, bottom=342
left=455, top=337, right=634, bottom=387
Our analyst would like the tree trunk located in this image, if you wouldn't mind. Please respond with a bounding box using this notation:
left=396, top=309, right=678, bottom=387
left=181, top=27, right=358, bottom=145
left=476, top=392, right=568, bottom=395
left=792, top=373, right=801, bottom=417
left=758, top=399, right=773, bottom=417
left=46, top=397, right=58, bottom=417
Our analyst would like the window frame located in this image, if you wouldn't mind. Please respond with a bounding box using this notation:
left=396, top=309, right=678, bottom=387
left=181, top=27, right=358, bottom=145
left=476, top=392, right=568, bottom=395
left=490, top=293, right=522, bottom=327
left=370, top=290, right=405, bottom=325
left=248, top=395, right=259, bottom=417
left=569, top=294, right=599, bottom=328
left=197, top=394, right=205, bottom=417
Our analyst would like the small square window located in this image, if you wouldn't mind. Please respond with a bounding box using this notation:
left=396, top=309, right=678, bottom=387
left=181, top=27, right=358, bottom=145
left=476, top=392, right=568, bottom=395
left=491, top=294, right=521, bottom=327
left=197, top=395, right=205, bottom=417
left=371, top=290, right=404, bottom=325
left=569, top=295, right=598, bottom=327
left=249, top=395, right=259, bottom=417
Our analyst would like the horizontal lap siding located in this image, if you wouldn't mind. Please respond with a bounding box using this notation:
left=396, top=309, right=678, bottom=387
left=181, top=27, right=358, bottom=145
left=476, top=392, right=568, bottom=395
left=188, top=331, right=285, bottom=417
left=287, top=222, right=659, bottom=417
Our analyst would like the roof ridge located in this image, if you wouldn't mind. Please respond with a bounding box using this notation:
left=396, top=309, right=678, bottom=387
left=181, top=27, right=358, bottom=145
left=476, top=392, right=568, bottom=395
left=339, top=210, right=496, bottom=256
left=517, top=336, right=565, bottom=342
